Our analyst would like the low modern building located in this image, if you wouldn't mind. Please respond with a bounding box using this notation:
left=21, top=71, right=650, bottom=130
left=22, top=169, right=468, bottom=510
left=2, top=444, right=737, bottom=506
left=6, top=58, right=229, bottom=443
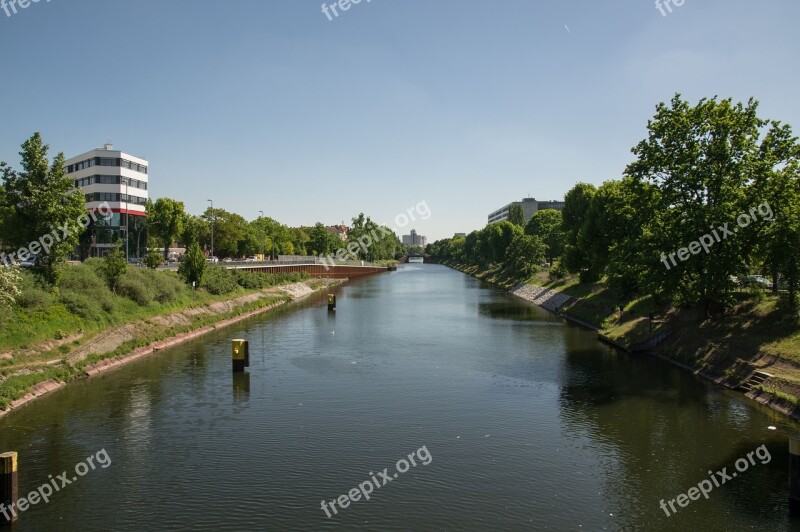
left=487, top=197, right=564, bottom=225
left=65, top=144, right=149, bottom=259
left=402, top=229, right=427, bottom=247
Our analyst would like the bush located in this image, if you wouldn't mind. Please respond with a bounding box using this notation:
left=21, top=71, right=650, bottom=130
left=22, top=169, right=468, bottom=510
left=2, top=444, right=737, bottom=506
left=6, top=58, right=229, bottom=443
left=57, top=291, right=106, bottom=321
left=117, top=275, right=154, bottom=306
left=15, top=271, right=54, bottom=309
left=201, top=266, right=239, bottom=295
left=150, top=271, right=184, bottom=304
left=58, top=264, right=115, bottom=313
left=144, top=252, right=164, bottom=270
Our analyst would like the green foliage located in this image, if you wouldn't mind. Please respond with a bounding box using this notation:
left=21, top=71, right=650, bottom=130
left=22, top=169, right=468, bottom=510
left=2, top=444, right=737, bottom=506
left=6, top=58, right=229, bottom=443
left=99, top=241, right=127, bottom=293
left=508, top=204, right=525, bottom=226
left=200, top=266, right=239, bottom=295
left=0, top=265, right=21, bottom=309
left=178, top=242, right=206, bottom=287
left=147, top=197, right=185, bottom=259
left=0, top=133, right=87, bottom=284
left=525, top=210, right=564, bottom=265
left=506, top=233, right=545, bottom=277
left=144, top=251, right=164, bottom=269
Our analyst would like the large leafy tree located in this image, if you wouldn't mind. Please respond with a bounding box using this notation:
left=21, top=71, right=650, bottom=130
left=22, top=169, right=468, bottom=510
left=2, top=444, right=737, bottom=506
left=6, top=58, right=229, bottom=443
left=625, top=94, right=796, bottom=313
left=525, top=210, right=564, bottom=266
left=561, top=183, right=597, bottom=277
left=507, top=233, right=545, bottom=277
left=147, top=198, right=185, bottom=259
left=0, top=133, right=87, bottom=284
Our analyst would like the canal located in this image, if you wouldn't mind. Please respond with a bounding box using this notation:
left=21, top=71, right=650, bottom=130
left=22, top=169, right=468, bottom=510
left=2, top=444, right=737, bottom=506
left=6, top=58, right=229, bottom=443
left=0, top=264, right=795, bottom=530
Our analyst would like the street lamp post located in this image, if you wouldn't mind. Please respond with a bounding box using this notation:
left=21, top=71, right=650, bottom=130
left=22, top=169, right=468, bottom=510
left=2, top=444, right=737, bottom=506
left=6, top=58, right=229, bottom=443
left=259, top=210, right=265, bottom=261
left=208, top=199, right=214, bottom=259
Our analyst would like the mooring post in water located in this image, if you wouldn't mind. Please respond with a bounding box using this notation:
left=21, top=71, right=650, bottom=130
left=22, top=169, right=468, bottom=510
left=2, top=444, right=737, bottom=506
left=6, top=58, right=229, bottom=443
left=0, top=451, right=18, bottom=526
left=791, top=436, right=800, bottom=516
left=328, top=294, right=336, bottom=311
left=232, top=339, right=247, bottom=372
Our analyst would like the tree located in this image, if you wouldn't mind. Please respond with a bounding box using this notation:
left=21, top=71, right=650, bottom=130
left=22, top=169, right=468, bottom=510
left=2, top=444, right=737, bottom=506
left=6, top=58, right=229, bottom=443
left=561, top=183, right=597, bottom=276
left=0, top=133, right=87, bottom=284
left=507, top=233, right=545, bottom=277
left=147, top=198, right=185, bottom=260
left=525, top=210, right=564, bottom=266
left=100, top=241, right=127, bottom=294
left=143, top=251, right=164, bottom=270
left=178, top=242, right=206, bottom=287
left=309, top=222, right=335, bottom=256
left=625, top=94, right=796, bottom=313
left=508, top=204, right=525, bottom=226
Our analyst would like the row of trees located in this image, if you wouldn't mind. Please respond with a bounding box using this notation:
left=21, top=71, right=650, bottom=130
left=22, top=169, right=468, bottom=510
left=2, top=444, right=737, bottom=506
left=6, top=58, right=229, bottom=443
left=147, top=199, right=404, bottom=262
left=0, top=133, right=405, bottom=298
left=428, top=95, right=800, bottom=312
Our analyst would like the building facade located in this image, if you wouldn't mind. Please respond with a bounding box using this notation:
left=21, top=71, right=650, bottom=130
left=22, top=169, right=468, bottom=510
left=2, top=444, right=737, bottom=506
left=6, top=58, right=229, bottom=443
left=64, top=144, right=149, bottom=259
left=402, top=229, right=427, bottom=247
left=487, top=197, right=564, bottom=225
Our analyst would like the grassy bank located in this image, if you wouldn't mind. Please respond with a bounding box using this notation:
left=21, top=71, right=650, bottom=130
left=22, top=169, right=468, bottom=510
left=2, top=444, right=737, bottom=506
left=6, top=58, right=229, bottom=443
left=0, top=262, right=317, bottom=409
left=439, top=260, right=800, bottom=411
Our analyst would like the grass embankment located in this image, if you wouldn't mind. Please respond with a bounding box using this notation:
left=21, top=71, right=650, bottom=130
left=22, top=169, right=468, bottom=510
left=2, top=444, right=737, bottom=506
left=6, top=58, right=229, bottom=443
left=535, top=270, right=800, bottom=410
left=0, top=262, right=318, bottom=409
left=446, top=262, right=534, bottom=289
left=442, top=260, right=800, bottom=411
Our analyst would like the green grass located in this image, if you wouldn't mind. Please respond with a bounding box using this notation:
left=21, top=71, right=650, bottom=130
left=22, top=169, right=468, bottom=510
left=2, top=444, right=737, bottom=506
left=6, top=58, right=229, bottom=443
left=0, top=263, right=320, bottom=409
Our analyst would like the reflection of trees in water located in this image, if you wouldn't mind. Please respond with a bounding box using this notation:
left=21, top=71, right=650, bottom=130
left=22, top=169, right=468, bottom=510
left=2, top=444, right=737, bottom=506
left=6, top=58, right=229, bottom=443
left=557, top=337, right=790, bottom=526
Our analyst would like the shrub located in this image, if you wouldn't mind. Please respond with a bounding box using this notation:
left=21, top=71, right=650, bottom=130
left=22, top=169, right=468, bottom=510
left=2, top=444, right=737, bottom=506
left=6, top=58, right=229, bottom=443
left=144, top=252, right=164, bottom=270
left=201, top=266, right=239, bottom=295
left=117, top=275, right=154, bottom=306
left=150, top=271, right=184, bottom=303
left=58, top=291, right=105, bottom=321
left=15, top=271, right=54, bottom=309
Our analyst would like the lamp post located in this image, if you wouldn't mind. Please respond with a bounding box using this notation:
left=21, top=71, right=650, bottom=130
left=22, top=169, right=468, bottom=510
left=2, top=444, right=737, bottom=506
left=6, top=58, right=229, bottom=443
left=208, top=199, right=214, bottom=260
left=259, top=210, right=265, bottom=261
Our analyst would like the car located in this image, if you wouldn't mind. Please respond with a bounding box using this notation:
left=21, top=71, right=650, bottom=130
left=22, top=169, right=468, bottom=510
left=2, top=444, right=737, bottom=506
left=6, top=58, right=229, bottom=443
left=222, top=257, right=233, bottom=263
left=246, top=256, right=259, bottom=262
left=207, top=256, right=219, bottom=263
left=19, top=254, right=39, bottom=268
left=742, top=275, right=772, bottom=289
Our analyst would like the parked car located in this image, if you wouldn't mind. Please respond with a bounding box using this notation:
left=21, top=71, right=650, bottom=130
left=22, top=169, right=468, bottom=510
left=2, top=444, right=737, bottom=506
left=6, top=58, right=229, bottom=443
left=742, top=275, right=772, bottom=289
left=207, top=256, right=219, bottom=263
left=246, top=256, right=259, bottom=262
left=222, top=257, right=233, bottom=263
left=19, top=255, right=39, bottom=268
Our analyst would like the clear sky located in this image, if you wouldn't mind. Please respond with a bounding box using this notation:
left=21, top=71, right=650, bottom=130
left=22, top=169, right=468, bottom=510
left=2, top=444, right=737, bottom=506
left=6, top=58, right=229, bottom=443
left=1, top=0, right=798, bottom=241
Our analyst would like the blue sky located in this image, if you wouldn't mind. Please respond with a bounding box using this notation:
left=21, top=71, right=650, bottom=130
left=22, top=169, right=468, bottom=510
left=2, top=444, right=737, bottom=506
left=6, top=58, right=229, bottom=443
left=1, top=0, right=798, bottom=241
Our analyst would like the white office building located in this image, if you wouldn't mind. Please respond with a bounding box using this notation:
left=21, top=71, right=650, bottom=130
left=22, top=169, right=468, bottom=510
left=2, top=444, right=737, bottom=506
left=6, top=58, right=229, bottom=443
left=488, top=197, right=564, bottom=225
left=64, top=144, right=149, bottom=258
